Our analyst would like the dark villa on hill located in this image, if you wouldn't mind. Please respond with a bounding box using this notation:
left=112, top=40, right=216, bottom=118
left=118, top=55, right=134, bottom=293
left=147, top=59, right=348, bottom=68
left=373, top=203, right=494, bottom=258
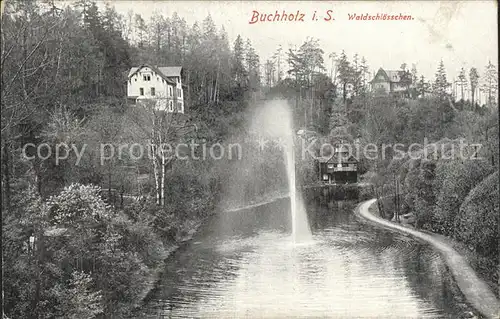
left=369, top=67, right=412, bottom=98
left=318, top=144, right=358, bottom=184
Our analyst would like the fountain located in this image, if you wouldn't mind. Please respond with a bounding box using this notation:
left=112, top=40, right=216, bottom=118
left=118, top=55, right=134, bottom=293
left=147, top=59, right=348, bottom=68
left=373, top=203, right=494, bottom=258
left=252, top=100, right=312, bottom=243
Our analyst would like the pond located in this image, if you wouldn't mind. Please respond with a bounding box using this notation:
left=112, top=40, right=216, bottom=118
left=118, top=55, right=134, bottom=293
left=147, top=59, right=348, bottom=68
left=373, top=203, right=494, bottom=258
left=135, top=190, right=473, bottom=318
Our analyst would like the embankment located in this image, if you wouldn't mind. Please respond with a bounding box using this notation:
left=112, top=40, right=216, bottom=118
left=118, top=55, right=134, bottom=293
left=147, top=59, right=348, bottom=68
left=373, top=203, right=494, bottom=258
left=356, top=199, right=500, bottom=319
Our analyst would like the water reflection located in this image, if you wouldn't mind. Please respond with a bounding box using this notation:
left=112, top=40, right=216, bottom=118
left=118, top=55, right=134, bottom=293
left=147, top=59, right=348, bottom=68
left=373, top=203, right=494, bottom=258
left=136, top=191, right=470, bottom=318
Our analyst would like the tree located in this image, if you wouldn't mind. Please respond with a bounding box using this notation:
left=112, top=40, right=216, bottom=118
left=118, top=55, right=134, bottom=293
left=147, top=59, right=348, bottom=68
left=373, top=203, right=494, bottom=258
left=84, top=104, right=126, bottom=204
left=57, top=271, right=103, bottom=319
left=264, top=59, right=275, bottom=88
left=416, top=75, right=431, bottom=98
left=126, top=101, right=196, bottom=206
left=76, top=1, right=131, bottom=97
left=457, top=67, right=467, bottom=101
left=359, top=56, right=370, bottom=94
left=231, top=35, right=247, bottom=86
left=482, top=61, right=498, bottom=107
left=197, top=14, right=221, bottom=104
left=286, top=38, right=325, bottom=126
left=399, top=63, right=412, bottom=97
left=433, top=60, right=450, bottom=99
left=469, top=67, right=479, bottom=107
left=42, top=183, right=158, bottom=317
left=337, top=50, right=351, bottom=104
left=245, top=38, right=260, bottom=92
left=410, top=64, right=418, bottom=86
left=299, top=38, right=325, bottom=94
left=133, top=14, right=147, bottom=47
left=329, top=100, right=350, bottom=131
left=1, top=0, right=74, bottom=208
left=328, top=52, right=338, bottom=85
left=272, top=45, right=284, bottom=83
left=148, top=12, right=167, bottom=60
left=351, top=53, right=362, bottom=96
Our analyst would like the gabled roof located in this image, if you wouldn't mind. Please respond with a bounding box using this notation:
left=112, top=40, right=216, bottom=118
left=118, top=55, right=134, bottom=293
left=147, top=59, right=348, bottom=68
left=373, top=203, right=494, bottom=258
left=385, top=70, right=402, bottom=82
left=158, top=66, right=182, bottom=77
left=128, top=65, right=182, bottom=85
left=370, top=68, right=402, bottom=83
left=318, top=153, right=358, bottom=163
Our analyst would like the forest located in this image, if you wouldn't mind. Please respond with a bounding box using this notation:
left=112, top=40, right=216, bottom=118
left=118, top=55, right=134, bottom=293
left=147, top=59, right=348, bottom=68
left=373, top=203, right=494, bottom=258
left=1, top=1, right=498, bottom=318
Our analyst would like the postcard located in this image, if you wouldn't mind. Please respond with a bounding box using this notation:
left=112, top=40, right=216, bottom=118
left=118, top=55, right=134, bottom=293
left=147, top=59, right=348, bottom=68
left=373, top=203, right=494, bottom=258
left=1, top=1, right=498, bottom=318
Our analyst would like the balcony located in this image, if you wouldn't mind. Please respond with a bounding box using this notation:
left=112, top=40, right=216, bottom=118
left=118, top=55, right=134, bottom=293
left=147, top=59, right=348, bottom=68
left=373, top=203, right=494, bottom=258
left=333, top=166, right=357, bottom=172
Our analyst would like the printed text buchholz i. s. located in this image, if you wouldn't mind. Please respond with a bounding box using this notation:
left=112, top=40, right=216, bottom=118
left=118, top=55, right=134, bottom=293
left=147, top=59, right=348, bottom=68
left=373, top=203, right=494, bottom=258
left=249, top=10, right=334, bottom=24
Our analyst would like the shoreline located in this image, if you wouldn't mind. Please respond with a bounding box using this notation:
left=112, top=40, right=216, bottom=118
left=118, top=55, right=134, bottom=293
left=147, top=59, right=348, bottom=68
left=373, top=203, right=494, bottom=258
left=356, top=199, right=500, bottom=319
left=131, top=217, right=206, bottom=312
left=221, top=193, right=289, bottom=213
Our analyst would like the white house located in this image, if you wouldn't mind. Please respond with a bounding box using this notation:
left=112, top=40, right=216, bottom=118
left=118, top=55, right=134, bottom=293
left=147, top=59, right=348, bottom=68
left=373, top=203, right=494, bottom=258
left=127, top=65, right=185, bottom=113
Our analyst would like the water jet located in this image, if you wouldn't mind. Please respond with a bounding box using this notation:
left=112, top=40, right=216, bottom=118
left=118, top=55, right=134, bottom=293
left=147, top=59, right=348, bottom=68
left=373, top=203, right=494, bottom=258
left=251, top=100, right=312, bottom=243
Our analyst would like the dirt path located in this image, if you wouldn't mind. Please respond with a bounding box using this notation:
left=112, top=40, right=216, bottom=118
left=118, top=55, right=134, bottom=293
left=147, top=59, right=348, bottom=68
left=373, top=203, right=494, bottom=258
left=357, top=199, right=500, bottom=319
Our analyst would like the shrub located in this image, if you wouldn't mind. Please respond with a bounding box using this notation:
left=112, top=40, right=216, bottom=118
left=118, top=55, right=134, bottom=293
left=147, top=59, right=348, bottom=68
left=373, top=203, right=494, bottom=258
left=455, top=171, right=499, bottom=258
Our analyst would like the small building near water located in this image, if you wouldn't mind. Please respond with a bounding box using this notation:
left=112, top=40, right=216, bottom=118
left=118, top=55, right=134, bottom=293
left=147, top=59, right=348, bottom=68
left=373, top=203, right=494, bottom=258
left=318, top=145, right=358, bottom=184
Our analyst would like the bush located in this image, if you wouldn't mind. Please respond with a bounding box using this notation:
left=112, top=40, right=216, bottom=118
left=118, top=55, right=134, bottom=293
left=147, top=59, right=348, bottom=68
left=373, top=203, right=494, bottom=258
left=3, top=183, right=172, bottom=318
left=455, top=171, right=499, bottom=258
left=433, top=159, right=493, bottom=235
left=54, top=271, right=103, bottom=319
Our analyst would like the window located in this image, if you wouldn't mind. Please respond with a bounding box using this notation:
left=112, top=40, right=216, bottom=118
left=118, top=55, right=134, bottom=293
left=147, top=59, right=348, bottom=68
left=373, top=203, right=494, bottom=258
left=143, top=74, right=151, bottom=81
left=140, top=88, right=144, bottom=96
left=177, top=88, right=182, bottom=98
left=151, top=87, right=155, bottom=96
left=177, top=102, right=182, bottom=112
left=323, top=174, right=329, bottom=181
left=168, top=100, right=174, bottom=112
left=169, top=87, right=173, bottom=97
left=134, top=78, right=137, bottom=82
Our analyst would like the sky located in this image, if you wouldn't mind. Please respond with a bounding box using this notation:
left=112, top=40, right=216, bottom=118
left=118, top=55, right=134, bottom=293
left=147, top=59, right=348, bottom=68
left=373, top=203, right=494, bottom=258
left=92, top=1, right=497, bottom=82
